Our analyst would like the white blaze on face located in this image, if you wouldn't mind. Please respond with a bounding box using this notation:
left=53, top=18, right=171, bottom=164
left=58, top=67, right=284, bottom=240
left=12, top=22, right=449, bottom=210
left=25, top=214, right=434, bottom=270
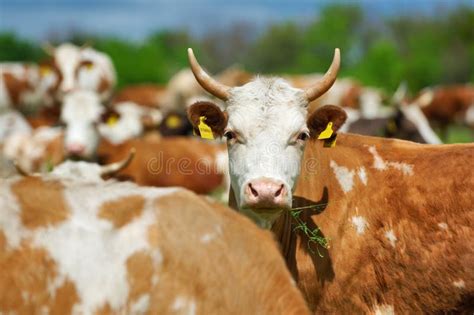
left=226, top=78, right=308, bottom=210
left=55, top=44, right=82, bottom=95
left=61, top=90, right=103, bottom=158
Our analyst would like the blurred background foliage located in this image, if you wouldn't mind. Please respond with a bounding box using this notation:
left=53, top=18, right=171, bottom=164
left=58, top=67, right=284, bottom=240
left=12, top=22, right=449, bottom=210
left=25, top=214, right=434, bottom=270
left=0, top=4, right=473, bottom=93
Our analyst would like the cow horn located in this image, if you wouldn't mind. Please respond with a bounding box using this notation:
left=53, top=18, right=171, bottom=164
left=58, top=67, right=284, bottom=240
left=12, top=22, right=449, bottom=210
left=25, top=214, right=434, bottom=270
left=14, top=161, right=39, bottom=177
left=41, top=42, right=55, bottom=56
left=187, top=48, right=231, bottom=101
left=100, top=148, right=136, bottom=177
left=305, top=48, right=341, bottom=102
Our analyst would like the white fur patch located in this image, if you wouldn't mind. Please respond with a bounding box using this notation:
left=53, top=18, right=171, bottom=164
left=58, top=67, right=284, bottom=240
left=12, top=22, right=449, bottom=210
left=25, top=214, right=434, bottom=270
left=130, top=294, right=150, bottom=315
left=465, top=105, right=474, bottom=127
left=368, top=146, right=414, bottom=176
left=171, top=296, right=197, bottom=315
left=438, top=222, right=448, bottom=230
left=384, top=229, right=397, bottom=247
left=200, top=225, right=223, bottom=244
left=330, top=160, right=355, bottom=193
left=357, top=167, right=368, bottom=185
left=374, top=304, right=395, bottom=315
left=453, top=279, right=465, bottom=289
left=351, top=216, right=368, bottom=235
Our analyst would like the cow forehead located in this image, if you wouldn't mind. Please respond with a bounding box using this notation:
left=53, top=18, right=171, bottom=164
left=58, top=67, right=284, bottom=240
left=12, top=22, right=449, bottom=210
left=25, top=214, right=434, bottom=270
left=55, top=44, right=81, bottom=67
left=61, top=91, right=103, bottom=123
left=227, top=78, right=307, bottom=136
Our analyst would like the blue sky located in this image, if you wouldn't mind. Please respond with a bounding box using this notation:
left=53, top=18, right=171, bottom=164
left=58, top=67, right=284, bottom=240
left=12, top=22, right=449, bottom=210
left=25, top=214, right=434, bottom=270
left=1, top=0, right=473, bottom=41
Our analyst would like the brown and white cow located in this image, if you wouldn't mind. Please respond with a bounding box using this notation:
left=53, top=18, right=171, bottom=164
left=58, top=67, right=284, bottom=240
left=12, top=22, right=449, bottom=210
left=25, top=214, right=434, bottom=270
left=186, top=48, right=474, bottom=313
left=97, top=136, right=228, bottom=195
left=44, top=43, right=116, bottom=102
left=0, top=161, right=309, bottom=314
left=413, top=84, right=474, bottom=130
left=0, top=62, right=59, bottom=112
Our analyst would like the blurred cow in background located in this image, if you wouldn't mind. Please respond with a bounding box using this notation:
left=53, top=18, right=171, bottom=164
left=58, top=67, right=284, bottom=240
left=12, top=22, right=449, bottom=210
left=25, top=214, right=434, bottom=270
left=43, top=43, right=116, bottom=102
left=161, top=66, right=252, bottom=114
left=0, top=62, right=58, bottom=112
left=341, top=83, right=443, bottom=144
left=112, top=84, right=167, bottom=108
left=412, top=84, right=474, bottom=135
left=287, top=75, right=389, bottom=118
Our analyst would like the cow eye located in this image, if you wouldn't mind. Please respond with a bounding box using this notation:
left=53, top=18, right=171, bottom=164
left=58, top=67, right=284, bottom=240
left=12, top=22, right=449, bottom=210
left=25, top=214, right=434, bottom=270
left=224, top=131, right=236, bottom=141
left=297, top=132, right=309, bottom=142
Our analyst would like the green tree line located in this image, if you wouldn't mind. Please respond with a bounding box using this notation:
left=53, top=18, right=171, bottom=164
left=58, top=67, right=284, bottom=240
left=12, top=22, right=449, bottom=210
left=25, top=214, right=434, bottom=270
left=1, top=4, right=473, bottom=93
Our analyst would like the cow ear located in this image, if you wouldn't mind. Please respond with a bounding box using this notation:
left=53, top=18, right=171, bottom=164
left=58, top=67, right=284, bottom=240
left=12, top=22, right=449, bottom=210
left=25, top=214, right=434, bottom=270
left=187, top=101, right=228, bottom=138
left=307, top=105, right=347, bottom=138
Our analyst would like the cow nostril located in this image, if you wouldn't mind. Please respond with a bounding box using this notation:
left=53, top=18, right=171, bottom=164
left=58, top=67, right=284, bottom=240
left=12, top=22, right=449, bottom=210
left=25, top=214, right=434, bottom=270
left=275, top=184, right=284, bottom=197
left=249, top=183, right=259, bottom=197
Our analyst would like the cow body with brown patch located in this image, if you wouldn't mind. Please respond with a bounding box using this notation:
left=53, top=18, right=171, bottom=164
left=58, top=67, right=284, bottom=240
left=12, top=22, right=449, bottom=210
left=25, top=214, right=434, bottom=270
left=263, top=134, right=474, bottom=313
left=0, top=164, right=309, bottom=314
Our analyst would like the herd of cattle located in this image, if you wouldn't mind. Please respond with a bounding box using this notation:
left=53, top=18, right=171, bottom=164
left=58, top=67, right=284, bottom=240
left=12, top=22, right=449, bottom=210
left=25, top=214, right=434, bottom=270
left=0, top=43, right=473, bottom=314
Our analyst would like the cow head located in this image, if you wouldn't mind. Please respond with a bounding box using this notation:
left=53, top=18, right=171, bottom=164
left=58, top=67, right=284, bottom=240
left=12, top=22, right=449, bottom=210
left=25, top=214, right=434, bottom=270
left=44, top=43, right=115, bottom=101
left=61, top=90, right=104, bottom=158
left=187, top=48, right=346, bottom=225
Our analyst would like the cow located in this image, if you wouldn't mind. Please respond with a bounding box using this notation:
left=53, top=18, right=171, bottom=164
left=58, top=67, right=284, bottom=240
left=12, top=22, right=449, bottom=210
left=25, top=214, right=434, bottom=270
left=98, top=101, right=163, bottom=145
left=112, top=84, right=167, bottom=108
left=97, top=137, right=228, bottom=195
left=161, top=66, right=252, bottom=114
left=341, top=92, right=443, bottom=144
left=186, top=48, right=474, bottom=313
left=0, top=158, right=309, bottom=314
left=286, top=74, right=388, bottom=119
left=0, top=62, right=58, bottom=112
left=35, top=89, right=228, bottom=195
left=412, top=84, right=474, bottom=134
left=2, top=126, right=64, bottom=175
left=43, top=43, right=116, bottom=102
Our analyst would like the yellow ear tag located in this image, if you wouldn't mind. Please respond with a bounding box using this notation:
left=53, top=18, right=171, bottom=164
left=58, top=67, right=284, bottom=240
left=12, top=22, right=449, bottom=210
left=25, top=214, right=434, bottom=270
left=318, top=122, right=334, bottom=140
left=324, top=135, right=337, bottom=148
left=166, top=115, right=182, bottom=129
left=198, top=116, right=214, bottom=140
left=387, top=120, right=397, bottom=133
left=40, top=66, right=51, bottom=76
left=107, top=115, right=119, bottom=126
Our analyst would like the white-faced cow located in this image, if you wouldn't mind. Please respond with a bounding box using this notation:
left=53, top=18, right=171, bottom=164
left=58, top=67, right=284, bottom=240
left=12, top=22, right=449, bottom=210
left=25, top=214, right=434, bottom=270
left=44, top=43, right=116, bottom=102
left=186, top=48, right=474, bottom=313
left=0, top=159, right=309, bottom=314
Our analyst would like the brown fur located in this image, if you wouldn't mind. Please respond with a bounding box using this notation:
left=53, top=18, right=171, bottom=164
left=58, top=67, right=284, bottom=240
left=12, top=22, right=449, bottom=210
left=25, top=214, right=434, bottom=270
left=1, top=178, right=310, bottom=314
left=417, top=84, right=474, bottom=127
left=112, top=84, right=167, bottom=108
left=187, top=101, right=228, bottom=138
left=232, top=134, right=474, bottom=313
left=98, top=195, right=145, bottom=228
left=11, top=177, right=69, bottom=229
left=0, top=243, right=79, bottom=315
left=2, top=72, right=33, bottom=107
left=97, top=136, right=226, bottom=194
